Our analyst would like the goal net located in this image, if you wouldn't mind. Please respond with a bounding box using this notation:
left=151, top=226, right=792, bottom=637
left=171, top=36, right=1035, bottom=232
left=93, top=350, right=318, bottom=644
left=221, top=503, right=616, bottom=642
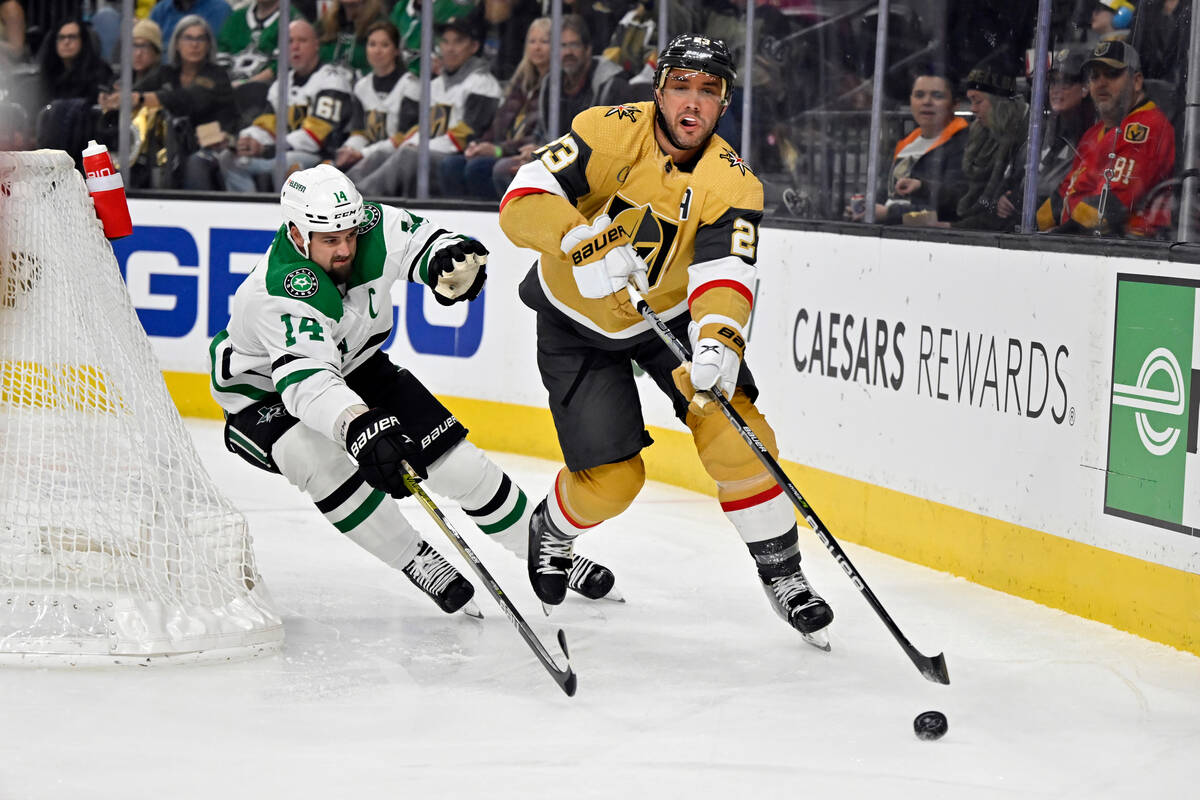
left=0, top=150, right=283, bottom=662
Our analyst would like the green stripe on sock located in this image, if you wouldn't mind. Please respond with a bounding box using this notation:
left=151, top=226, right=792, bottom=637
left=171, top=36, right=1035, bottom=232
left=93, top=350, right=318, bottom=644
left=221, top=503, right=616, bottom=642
left=334, top=489, right=386, bottom=533
left=480, top=491, right=527, bottom=535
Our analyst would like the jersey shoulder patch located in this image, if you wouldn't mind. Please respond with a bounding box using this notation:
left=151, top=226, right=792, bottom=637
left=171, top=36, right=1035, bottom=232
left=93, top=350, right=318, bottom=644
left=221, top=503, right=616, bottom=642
left=696, top=136, right=764, bottom=220
left=264, top=226, right=344, bottom=320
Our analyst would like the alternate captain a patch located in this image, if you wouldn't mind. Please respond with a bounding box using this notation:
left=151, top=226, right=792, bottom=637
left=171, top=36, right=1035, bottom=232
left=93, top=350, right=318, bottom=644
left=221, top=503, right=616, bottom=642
left=719, top=147, right=750, bottom=176
left=1124, top=123, right=1149, bottom=144
left=604, top=104, right=642, bottom=122
left=283, top=267, right=320, bottom=298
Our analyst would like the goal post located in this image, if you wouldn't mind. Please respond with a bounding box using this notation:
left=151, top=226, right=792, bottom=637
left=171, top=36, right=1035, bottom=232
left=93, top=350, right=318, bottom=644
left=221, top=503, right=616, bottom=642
left=0, top=150, right=283, bottom=663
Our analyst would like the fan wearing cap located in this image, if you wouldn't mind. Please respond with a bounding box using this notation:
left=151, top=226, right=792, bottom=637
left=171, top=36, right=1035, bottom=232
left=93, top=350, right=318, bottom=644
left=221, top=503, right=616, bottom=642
left=356, top=10, right=501, bottom=197
left=954, top=65, right=1029, bottom=231
left=1037, top=40, right=1175, bottom=236
left=497, top=34, right=835, bottom=640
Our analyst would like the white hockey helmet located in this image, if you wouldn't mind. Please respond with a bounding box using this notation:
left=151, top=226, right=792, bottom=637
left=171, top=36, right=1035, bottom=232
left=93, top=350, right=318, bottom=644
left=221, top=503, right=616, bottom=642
left=280, top=164, right=364, bottom=258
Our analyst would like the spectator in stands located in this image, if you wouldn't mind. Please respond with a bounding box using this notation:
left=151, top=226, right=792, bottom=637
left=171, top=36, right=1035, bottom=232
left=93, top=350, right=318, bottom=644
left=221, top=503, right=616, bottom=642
left=337, top=20, right=418, bottom=181
left=216, top=0, right=298, bottom=85
left=355, top=11, right=500, bottom=197
left=317, top=0, right=385, bottom=75
left=219, top=18, right=355, bottom=192
left=1038, top=40, right=1175, bottom=236
left=36, top=18, right=114, bottom=106
left=490, top=14, right=631, bottom=195
left=481, top=0, right=540, bottom=81
left=1091, top=0, right=1137, bottom=40
left=150, top=0, right=233, bottom=60
left=851, top=70, right=969, bottom=225
left=1025, top=45, right=1096, bottom=211
left=390, top=0, right=482, bottom=76
left=438, top=15, right=548, bottom=199
left=0, top=0, right=24, bottom=63
left=98, top=21, right=165, bottom=109
left=954, top=66, right=1030, bottom=231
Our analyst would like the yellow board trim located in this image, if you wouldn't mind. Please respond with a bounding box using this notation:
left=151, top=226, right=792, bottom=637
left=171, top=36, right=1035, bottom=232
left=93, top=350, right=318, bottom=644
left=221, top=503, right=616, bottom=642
left=166, top=372, right=1200, bottom=656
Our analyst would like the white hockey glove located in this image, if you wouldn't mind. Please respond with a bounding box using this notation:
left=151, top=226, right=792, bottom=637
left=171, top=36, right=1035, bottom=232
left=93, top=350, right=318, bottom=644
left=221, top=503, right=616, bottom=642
left=427, top=237, right=488, bottom=306
left=671, top=320, right=745, bottom=416
left=560, top=210, right=649, bottom=299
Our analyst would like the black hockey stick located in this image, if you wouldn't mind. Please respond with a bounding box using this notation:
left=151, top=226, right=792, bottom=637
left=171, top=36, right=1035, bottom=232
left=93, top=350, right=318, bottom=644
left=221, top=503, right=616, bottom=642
left=625, top=285, right=950, bottom=685
left=402, top=467, right=578, bottom=696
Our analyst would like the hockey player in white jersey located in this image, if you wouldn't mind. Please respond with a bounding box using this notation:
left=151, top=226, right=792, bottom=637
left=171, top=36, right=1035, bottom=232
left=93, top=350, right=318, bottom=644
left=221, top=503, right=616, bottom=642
left=210, top=164, right=617, bottom=615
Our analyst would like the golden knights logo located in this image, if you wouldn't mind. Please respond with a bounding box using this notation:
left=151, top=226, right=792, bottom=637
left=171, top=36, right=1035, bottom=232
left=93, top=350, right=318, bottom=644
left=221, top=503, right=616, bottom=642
left=605, top=196, right=679, bottom=286
left=719, top=147, right=750, bottom=176
left=604, top=104, right=642, bottom=122
left=1124, top=123, right=1149, bottom=144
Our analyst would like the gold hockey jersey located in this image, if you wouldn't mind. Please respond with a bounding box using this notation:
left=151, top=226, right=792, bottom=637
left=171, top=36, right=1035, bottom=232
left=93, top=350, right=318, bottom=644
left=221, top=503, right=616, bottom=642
left=499, top=101, right=763, bottom=343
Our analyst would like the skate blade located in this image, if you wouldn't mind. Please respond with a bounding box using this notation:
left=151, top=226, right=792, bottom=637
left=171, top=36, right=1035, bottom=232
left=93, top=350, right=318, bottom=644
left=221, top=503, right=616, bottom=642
left=460, top=599, right=484, bottom=619
left=800, top=629, right=831, bottom=652
left=600, top=584, right=626, bottom=603
left=541, top=601, right=553, bottom=617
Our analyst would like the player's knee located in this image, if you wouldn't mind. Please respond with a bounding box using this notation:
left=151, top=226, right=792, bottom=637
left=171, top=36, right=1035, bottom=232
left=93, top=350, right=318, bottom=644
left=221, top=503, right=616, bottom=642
left=273, top=424, right=356, bottom=499
left=424, top=440, right=497, bottom=502
left=691, top=391, right=780, bottom=484
left=561, top=456, right=645, bottom=523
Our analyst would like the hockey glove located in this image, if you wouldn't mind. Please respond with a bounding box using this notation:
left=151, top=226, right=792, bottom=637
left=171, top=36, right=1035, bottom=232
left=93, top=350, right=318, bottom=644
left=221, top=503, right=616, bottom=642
left=671, top=320, right=745, bottom=416
left=560, top=209, right=649, bottom=299
left=428, top=237, right=488, bottom=306
left=345, top=408, right=427, bottom=498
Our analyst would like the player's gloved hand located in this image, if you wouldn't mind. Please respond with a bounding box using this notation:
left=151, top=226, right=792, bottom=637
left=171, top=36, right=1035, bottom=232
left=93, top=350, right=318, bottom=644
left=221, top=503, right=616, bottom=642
left=427, top=237, right=488, bottom=306
left=560, top=212, right=649, bottom=299
left=671, top=320, right=744, bottom=416
left=345, top=408, right=427, bottom=498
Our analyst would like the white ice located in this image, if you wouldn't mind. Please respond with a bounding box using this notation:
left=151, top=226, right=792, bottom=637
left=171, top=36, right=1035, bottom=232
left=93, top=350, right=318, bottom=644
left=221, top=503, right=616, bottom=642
left=2, top=419, right=1196, bottom=799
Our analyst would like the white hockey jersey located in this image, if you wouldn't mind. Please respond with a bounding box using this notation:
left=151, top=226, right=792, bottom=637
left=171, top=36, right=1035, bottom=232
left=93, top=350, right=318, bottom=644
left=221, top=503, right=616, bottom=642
left=393, top=55, right=500, bottom=153
left=342, top=70, right=419, bottom=158
left=210, top=202, right=470, bottom=442
left=240, top=62, right=356, bottom=154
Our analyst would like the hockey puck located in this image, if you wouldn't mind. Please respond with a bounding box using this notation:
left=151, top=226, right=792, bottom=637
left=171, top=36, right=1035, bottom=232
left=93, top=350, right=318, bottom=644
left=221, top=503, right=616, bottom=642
left=913, top=710, right=948, bottom=741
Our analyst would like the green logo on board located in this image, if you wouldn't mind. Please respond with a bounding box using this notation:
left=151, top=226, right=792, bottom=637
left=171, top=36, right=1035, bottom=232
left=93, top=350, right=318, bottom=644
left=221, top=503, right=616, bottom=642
left=1105, top=275, right=1198, bottom=534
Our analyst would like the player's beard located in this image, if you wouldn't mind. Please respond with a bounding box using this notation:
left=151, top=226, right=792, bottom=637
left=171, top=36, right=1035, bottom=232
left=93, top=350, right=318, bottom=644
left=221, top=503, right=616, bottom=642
left=654, top=104, right=716, bottom=154
left=328, top=256, right=353, bottom=283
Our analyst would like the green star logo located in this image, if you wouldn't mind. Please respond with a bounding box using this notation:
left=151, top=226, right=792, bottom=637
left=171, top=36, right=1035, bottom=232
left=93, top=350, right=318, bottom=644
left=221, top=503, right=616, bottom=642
left=284, top=267, right=319, bottom=298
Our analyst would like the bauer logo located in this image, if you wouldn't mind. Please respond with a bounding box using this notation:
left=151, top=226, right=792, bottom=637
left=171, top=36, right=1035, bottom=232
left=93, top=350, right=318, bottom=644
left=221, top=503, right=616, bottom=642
left=1104, top=274, right=1200, bottom=535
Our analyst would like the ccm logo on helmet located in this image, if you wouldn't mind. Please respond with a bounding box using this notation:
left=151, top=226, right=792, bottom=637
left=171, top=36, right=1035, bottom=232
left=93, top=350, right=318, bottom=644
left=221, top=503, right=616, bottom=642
left=571, top=224, right=630, bottom=265
left=332, top=209, right=358, bottom=219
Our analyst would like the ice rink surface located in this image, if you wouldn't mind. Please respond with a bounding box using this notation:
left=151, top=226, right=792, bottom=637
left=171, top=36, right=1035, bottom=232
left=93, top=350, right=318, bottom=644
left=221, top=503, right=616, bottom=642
left=2, top=419, right=1197, bottom=799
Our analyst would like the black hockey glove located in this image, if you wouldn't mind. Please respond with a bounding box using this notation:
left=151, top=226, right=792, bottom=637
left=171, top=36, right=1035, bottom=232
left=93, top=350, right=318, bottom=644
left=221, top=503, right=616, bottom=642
left=428, top=237, right=488, bottom=306
left=345, top=408, right=426, bottom=498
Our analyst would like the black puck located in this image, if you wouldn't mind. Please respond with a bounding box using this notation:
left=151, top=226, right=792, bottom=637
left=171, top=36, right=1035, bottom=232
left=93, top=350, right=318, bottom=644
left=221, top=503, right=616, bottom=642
left=913, top=710, right=948, bottom=740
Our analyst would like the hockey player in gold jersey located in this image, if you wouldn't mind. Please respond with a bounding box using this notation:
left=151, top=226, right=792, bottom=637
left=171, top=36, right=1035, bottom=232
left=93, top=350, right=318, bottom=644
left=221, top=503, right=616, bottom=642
left=498, top=34, right=834, bottom=638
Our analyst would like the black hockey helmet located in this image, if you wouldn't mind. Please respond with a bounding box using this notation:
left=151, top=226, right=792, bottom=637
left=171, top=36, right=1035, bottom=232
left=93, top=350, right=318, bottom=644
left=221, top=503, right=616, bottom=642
left=654, top=33, right=737, bottom=107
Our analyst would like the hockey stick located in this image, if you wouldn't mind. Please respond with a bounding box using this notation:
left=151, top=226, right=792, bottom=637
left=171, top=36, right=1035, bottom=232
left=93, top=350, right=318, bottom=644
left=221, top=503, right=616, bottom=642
left=402, top=467, right=578, bottom=697
left=625, top=284, right=950, bottom=685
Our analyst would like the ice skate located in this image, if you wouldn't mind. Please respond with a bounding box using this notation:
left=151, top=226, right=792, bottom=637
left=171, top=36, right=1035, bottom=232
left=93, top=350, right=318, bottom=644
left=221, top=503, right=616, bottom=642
left=528, top=499, right=575, bottom=608
left=762, top=567, right=833, bottom=650
left=403, top=540, right=481, bottom=618
left=568, top=554, right=624, bottom=602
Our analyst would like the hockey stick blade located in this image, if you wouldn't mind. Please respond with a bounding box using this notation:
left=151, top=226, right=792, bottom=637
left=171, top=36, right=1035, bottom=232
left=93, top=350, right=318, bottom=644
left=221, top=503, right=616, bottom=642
left=625, top=284, right=949, bottom=686
left=402, top=468, right=578, bottom=697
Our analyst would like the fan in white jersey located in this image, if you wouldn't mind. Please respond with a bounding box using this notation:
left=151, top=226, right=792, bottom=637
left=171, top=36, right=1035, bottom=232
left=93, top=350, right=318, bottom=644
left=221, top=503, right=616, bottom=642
left=210, top=164, right=619, bottom=615
left=220, top=19, right=355, bottom=192
left=355, top=14, right=501, bottom=197
left=335, top=20, right=420, bottom=184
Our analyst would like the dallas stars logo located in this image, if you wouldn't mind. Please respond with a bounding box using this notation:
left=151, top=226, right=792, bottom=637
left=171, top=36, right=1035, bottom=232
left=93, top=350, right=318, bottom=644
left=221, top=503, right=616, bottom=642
left=358, top=203, right=381, bottom=234
left=719, top=148, right=749, bottom=176
left=284, top=267, right=319, bottom=298
left=605, top=104, right=642, bottom=122
left=257, top=403, right=288, bottom=425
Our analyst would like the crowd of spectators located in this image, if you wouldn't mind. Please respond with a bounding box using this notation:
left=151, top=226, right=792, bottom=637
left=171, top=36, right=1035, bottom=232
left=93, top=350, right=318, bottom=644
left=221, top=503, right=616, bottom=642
left=0, top=1, right=1195, bottom=240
